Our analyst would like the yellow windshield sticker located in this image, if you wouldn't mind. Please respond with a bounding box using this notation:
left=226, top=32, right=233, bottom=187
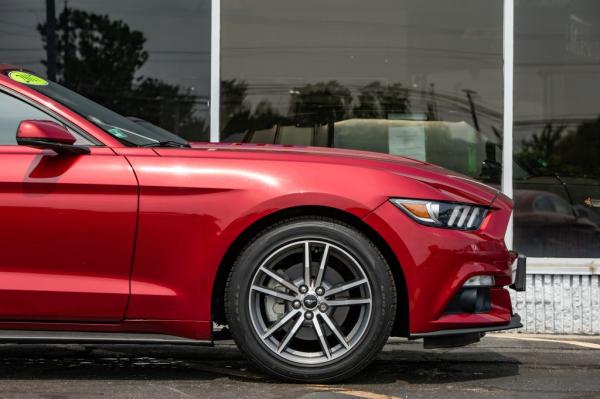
left=7, top=71, right=49, bottom=86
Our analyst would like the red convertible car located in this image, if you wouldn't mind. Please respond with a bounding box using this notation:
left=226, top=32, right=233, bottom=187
left=0, top=65, right=524, bottom=382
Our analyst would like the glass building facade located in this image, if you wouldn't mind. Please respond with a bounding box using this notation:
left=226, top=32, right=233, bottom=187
left=1, top=0, right=211, bottom=141
left=1, top=0, right=599, bottom=261
left=514, top=1, right=600, bottom=258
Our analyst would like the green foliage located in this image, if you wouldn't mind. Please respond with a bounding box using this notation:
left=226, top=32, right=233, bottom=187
left=517, top=119, right=600, bottom=179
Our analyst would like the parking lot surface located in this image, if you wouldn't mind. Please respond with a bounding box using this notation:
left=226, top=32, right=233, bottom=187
left=0, top=334, right=597, bottom=398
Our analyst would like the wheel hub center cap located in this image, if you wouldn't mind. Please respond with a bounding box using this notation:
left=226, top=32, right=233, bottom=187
left=303, top=295, right=318, bottom=309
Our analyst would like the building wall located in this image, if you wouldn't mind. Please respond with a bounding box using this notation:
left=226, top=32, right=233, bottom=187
left=511, top=262, right=600, bottom=334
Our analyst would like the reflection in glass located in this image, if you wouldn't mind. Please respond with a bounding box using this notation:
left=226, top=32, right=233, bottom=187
left=221, top=0, right=504, bottom=182
left=0, top=0, right=210, bottom=141
left=514, top=0, right=600, bottom=257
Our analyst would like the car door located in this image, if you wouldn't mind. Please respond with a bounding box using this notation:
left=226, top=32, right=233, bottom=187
left=0, top=89, right=138, bottom=322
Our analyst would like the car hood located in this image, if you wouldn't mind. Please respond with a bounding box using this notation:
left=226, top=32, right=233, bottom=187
left=180, top=142, right=503, bottom=206
left=190, top=141, right=427, bottom=162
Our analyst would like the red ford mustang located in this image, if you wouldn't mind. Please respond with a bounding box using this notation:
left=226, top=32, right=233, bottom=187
left=0, top=65, right=525, bottom=382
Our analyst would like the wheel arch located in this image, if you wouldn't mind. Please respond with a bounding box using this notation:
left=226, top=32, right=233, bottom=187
left=211, top=205, right=410, bottom=338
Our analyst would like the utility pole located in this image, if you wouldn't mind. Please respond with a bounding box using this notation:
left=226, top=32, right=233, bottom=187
left=463, top=89, right=480, bottom=132
left=45, top=0, right=57, bottom=81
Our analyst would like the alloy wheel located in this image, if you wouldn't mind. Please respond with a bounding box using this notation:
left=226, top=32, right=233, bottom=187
left=248, top=240, right=372, bottom=365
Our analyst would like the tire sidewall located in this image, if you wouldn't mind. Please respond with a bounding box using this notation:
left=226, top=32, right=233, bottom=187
left=226, top=218, right=396, bottom=382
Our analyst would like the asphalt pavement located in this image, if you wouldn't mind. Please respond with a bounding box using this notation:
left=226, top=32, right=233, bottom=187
left=0, top=333, right=597, bottom=398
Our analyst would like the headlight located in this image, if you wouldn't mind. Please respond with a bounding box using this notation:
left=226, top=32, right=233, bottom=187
left=390, top=198, right=489, bottom=230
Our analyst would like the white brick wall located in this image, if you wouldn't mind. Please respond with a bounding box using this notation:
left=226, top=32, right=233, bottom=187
left=510, top=266, right=600, bottom=334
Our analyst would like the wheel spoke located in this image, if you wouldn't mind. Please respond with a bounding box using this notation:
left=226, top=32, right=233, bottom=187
left=304, top=241, right=311, bottom=286
left=251, top=285, right=296, bottom=302
left=277, top=314, right=304, bottom=353
left=313, top=316, right=331, bottom=359
left=259, top=267, right=299, bottom=294
left=314, top=244, right=330, bottom=288
left=325, top=298, right=371, bottom=306
left=261, top=309, right=300, bottom=339
left=249, top=239, right=374, bottom=364
left=325, top=278, right=368, bottom=297
left=320, top=313, right=349, bottom=349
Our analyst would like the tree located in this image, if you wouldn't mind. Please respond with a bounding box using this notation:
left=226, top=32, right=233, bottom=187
left=38, top=7, right=148, bottom=108
left=516, top=118, right=600, bottom=180
left=557, top=118, right=600, bottom=179
left=220, top=79, right=252, bottom=136
left=38, top=6, right=209, bottom=140
left=517, top=123, right=566, bottom=172
left=353, top=81, right=410, bottom=119
left=252, top=100, right=284, bottom=131
left=289, top=81, right=353, bottom=125
left=130, top=78, right=206, bottom=137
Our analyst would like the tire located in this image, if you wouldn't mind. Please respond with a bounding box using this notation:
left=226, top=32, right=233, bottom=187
left=225, top=216, right=396, bottom=382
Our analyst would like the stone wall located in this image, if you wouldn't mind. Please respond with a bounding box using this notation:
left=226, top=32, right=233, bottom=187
left=509, top=259, right=600, bottom=334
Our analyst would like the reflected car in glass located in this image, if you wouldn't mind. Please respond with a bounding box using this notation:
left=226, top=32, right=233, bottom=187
left=513, top=190, right=600, bottom=258
left=0, top=66, right=524, bottom=382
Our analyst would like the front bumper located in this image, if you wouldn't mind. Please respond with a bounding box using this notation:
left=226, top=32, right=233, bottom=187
left=363, top=197, right=520, bottom=336
left=410, top=256, right=526, bottom=346
left=412, top=314, right=523, bottom=349
left=410, top=313, right=523, bottom=339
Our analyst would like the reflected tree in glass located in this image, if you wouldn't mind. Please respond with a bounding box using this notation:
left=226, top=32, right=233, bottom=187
left=38, top=6, right=208, bottom=138
left=289, top=80, right=352, bottom=125
left=354, top=82, right=411, bottom=119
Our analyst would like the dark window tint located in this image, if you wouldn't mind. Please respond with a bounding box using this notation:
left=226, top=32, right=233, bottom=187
left=21, top=77, right=189, bottom=147
left=514, top=0, right=600, bottom=258
left=0, top=90, right=90, bottom=146
left=0, top=92, right=56, bottom=145
left=221, top=0, right=504, bottom=182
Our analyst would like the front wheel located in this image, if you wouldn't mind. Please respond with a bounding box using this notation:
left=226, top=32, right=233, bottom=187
left=225, top=217, right=396, bottom=382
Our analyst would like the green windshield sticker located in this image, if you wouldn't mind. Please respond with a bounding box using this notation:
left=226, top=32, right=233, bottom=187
left=7, top=71, right=49, bottom=86
left=108, top=128, right=128, bottom=139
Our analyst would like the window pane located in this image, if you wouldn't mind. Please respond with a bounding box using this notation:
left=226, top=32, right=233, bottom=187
left=0, top=91, right=92, bottom=146
left=0, top=92, right=56, bottom=145
left=0, top=0, right=210, bottom=141
left=221, top=0, right=504, bottom=182
left=514, top=0, right=600, bottom=258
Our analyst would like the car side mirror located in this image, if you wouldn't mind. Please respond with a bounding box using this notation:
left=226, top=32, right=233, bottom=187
left=16, top=120, right=90, bottom=155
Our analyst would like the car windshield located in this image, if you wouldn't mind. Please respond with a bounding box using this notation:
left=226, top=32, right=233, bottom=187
left=21, top=76, right=189, bottom=147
